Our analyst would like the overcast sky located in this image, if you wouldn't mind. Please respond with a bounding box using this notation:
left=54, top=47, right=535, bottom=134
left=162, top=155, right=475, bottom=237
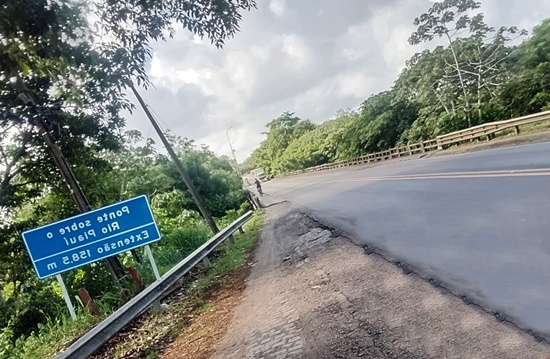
left=123, top=0, right=550, bottom=161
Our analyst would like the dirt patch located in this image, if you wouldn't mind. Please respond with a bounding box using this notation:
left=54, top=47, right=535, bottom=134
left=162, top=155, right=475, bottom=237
left=161, top=265, right=251, bottom=359
left=88, top=261, right=253, bottom=359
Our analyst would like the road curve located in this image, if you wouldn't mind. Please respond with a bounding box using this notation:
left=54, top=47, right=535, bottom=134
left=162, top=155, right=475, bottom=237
left=263, top=141, right=550, bottom=337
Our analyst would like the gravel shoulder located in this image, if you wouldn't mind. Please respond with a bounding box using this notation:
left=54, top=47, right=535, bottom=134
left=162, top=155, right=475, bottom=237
left=211, top=201, right=550, bottom=359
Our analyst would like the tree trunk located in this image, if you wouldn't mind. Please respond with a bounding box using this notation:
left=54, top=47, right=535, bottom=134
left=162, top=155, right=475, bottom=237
left=130, top=83, right=219, bottom=234
left=4, top=54, right=125, bottom=281
left=446, top=32, right=472, bottom=127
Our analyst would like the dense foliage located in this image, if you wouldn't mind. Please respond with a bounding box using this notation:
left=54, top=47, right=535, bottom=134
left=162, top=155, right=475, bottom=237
left=0, top=0, right=255, bottom=355
left=0, top=128, right=247, bottom=348
left=247, top=2, right=550, bottom=177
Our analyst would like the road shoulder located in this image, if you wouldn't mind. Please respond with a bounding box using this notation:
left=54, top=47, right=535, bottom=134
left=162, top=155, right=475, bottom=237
left=211, top=202, right=550, bottom=358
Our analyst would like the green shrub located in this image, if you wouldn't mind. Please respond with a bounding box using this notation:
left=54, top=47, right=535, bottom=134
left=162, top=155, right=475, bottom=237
left=2, top=311, right=99, bottom=359
left=0, top=280, right=64, bottom=341
left=164, top=225, right=211, bottom=256
left=0, top=326, right=15, bottom=359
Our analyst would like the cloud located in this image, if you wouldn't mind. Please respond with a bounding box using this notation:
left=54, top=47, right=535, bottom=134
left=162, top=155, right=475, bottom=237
left=123, top=0, right=550, bottom=160
left=269, top=0, right=286, bottom=17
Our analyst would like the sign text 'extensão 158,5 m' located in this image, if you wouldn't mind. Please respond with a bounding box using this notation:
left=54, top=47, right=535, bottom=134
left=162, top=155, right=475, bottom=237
left=22, top=195, right=161, bottom=279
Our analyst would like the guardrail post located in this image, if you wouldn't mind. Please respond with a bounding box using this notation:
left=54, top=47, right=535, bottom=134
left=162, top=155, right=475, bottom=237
left=78, top=288, right=101, bottom=317
left=128, top=267, right=145, bottom=290
left=436, top=138, right=443, bottom=150
left=238, top=226, right=244, bottom=234
left=407, top=144, right=412, bottom=156
left=514, top=126, right=520, bottom=135
left=420, top=141, right=425, bottom=153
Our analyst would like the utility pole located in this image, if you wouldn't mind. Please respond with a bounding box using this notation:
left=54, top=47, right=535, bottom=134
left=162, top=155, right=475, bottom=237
left=130, top=83, right=219, bottom=234
left=8, top=70, right=125, bottom=281
left=226, top=126, right=242, bottom=177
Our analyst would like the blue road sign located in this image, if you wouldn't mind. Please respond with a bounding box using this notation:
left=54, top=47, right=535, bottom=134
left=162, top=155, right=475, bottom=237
left=22, top=195, right=161, bottom=279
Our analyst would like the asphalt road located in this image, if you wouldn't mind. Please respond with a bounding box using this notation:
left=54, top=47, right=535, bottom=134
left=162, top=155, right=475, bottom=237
left=263, top=142, right=550, bottom=337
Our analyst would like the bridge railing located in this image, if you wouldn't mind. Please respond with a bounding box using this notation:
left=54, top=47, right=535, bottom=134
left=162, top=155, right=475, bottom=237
left=435, top=110, right=550, bottom=149
left=283, top=110, right=550, bottom=176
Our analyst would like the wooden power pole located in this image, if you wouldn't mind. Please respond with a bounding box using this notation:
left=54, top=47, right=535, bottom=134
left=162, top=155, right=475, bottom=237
left=130, top=84, right=219, bottom=234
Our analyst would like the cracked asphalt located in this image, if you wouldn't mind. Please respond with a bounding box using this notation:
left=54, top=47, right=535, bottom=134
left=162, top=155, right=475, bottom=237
left=211, top=201, right=550, bottom=358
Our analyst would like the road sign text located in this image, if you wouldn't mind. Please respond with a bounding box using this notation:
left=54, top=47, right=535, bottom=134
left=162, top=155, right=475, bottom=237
left=22, top=196, right=161, bottom=279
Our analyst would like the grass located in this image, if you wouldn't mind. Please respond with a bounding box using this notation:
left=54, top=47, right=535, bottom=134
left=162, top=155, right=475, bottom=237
left=135, top=224, right=212, bottom=283
left=0, top=291, right=119, bottom=359
left=144, top=348, right=160, bottom=359
left=1, top=310, right=104, bottom=359
left=106, top=210, right=265, bottom=359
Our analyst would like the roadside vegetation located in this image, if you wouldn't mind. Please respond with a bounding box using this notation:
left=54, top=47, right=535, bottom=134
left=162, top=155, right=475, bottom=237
left=244, top=2, right=550, bottom=176
left=1, top=0, right=257, bottom=358
left=0, top=128, right=256, bottom=358
left=1, top=211, right=264, bottom=359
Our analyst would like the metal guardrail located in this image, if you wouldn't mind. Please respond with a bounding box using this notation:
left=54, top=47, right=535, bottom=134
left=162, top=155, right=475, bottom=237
left=56, top=211, right=254, bottom=359
left=283, top=110, right=550, bottom=176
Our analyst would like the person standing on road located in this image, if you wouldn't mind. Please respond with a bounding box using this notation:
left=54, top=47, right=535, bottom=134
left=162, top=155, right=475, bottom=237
left=254, top=178, right=263, bottom=195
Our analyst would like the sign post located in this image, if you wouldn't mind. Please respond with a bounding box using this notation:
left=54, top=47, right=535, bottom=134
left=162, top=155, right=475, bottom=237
left=144, top=245, right=160, bottom=281
left=144, top=244, right=163, bottom=311
left=22, top=195, right=162, bottom=317
left=56, top=274, right=77, bottom=320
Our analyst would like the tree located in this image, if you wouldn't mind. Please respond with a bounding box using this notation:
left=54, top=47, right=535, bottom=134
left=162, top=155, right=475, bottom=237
left=104, top=130, right=247, bottom=219
left=93, top=0, right=257, bottom=87
left=0, top=0, right=257, bottom=342
left=249, top=112, right=316, bottom=176
left=1, top=0, right=258, bottom=276
left=393, top=47, right=461, bottom=141
left=409, top=0, right=526, bottom=128
left=1, top=0, right=258, bottom=212
left=179, top=150, right=247, bottom=217
left=102, top=130, right=176, bottom=200
left=277, top=110, right=357, bottom=171
left=409, top=0, right=482, bottom=126
left=499, top=18, right=550, bottom=116
left=337, top=92, right=418, bottom=158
